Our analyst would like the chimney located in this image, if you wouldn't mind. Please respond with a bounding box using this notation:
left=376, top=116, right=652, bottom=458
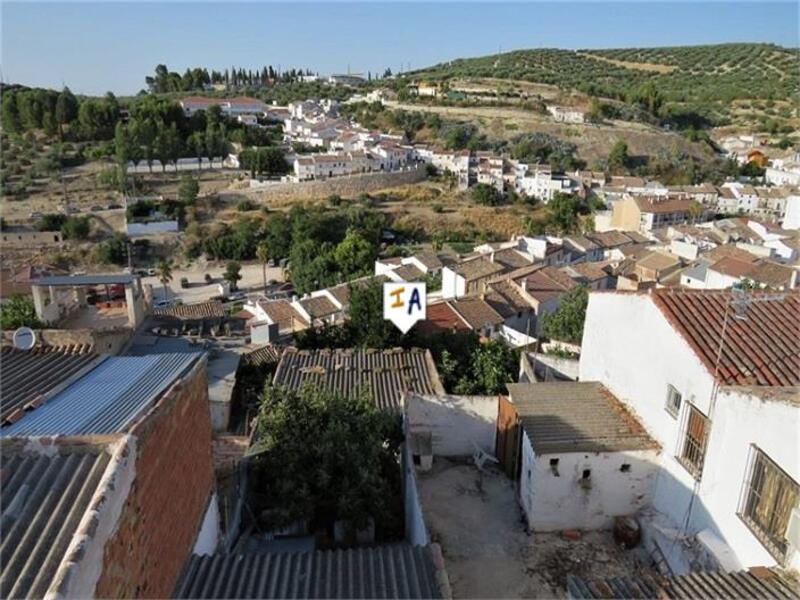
left=490, top=251, right=495, bottom=263
left=521, top=279, right=527, bottom=292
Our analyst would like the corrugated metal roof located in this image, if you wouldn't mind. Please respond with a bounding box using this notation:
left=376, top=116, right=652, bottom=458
left=35, top=274, right=137, bottom=286
left=1, top=353, right=201, bottom=436
left=566, top=566, right=800, bottom=599
left=0, top=346, right=100, bottom=425
left=173, top=544, right=443, bottom=599
left=0, top=439, right=114, bottom=599
left=273, top=348, right=443, bottom=412
left=508, top=382, right=657, bottom=454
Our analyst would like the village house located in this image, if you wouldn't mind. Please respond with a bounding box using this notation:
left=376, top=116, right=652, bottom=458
left=179, top=96, right=268, bottom=118
left=611, top=195, right=701, bottom=233
left=580, top=288, right=800, bottom=573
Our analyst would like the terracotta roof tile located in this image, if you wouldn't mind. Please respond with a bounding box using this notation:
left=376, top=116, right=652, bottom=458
left=652, top=288, right=800, bottom=386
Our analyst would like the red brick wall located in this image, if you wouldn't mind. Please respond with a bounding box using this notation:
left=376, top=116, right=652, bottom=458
left=95, top=360, right=215, bottom=599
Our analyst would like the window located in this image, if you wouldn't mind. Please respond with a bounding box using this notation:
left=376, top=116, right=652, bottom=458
left=665, top=385, right=682, bottom=418
left=677, top=404, right=709, bottom=478
left=738, top=447, right=799, bottom=563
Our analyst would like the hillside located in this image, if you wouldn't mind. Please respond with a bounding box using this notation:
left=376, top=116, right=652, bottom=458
left=408, top=43, right=799, bottom=103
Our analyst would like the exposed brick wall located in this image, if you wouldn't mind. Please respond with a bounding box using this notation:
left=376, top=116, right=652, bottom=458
left=94, top=360, right=215, bottom=599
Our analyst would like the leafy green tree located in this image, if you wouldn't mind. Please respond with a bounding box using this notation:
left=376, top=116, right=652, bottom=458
left=547, top=192, right=581, bottom=234
left=453, top=340, right=517, bottom=395
left=61, top=216, right=90, bottom=240
left=471, top=183, right=502, bottom=206
left=0, top=295, right=42, bottom=329
left=223, top=260, right=242, bottom=291
left=95, top=233, right=129, bottom=265
left=608, top=140, right=630, bottom=171
left=344, top=279, right=398, bottom=348
left=542, top=285, right=589, bottom=344
left=333, top=229, right=376, bottom=279
left=36, top=213, right=67, bottom=232
left=55, top=87, right=78, bottom=138
left=249, top=384, right=403, bottom=531
left=156, top=258, right=174, bottom=299
left=1, top=92, right=22, bottom=133
left=178, top=174, right=200, bottom=204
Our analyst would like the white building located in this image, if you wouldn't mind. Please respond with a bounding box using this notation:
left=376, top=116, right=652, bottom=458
left=546, top=105, right=586, bottom=124
left=509, top=381, right=660, bottom=532
left=179, top=96, right=268, bottom=118
left=580, top=288, right=800, bottom=573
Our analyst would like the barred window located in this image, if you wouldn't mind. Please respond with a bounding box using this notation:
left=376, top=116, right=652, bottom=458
left=665, top=384, right=682, bottom=418
left=677, top=404, right=709, bottom=478
left=738, top=447, right=799, bottom=563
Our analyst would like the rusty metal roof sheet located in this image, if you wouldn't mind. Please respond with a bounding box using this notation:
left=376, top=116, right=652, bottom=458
left=242, top=344, right=283, bottom=368
left=652, top=288, right=800, bottom=386
left=566, top=566, right=800, bottom=599
left=0, top=346, right=100, bottom=426
left=508, top=382, right=657, bottom=454
left=273, top=348, right=443, bottom=412
left=173, top=544, right=443, bottom=599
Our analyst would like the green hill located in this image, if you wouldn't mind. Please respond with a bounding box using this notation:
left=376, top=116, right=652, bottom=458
left=408, top=43, right=799, bottom=103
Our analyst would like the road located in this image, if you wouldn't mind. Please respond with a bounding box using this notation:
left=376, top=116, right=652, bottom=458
left=144, top=262, right=286, bottom=303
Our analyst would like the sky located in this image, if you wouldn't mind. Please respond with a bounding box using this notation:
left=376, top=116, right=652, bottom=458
left=1, top=1, right=797, bottom=96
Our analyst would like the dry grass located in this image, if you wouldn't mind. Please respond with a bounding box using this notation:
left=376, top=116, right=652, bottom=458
left=576, top=52, right=678, bottom=73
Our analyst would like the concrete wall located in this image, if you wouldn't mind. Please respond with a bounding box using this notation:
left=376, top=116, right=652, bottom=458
left=233, top=167, right=425, bottom=204
left=94, top=358, right=216, bottom=598
left=1, top=230, right=63, bottom=248
left=402, top=442, right=429, bottom=546
left=579, top=292, right=800, bottom=571
left=406, top=393, right=498, bottom=457
left=519, top=432, right=660, bottom=532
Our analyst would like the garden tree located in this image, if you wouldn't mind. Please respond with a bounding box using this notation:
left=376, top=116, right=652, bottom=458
left=630, top=81, right=663, bottom=117
left=542, top=285, right=589, bottom=344
left=1, top=92, right=22, bottom=133
left=471, top=183, right=502, bottom=206
left=289, top=239, right=336, bottom=294
left=344, top=280, right=398, bottom=348
left=453, top=340, right=518, bottom=395
left=95, top=233, right=129, bottom=265
left=547, top=192, right=582, bottom=234
left=178, top=174, right=200, bottom=204
left=55, top=87, right=79, bottom=138
left=223, top=260, right=242, bottom=291
left=333, top=229, right=376, bottom=280
left=256, top=242, right=270, bottom=290
left=36, top=213, right=67, bottom=232
left=249, top=384, right=403, bottom=532
left=607, top=140, right=630, bottom=172
left=262, top=213, right=292, bottom=259
left=156, top=258, right=174, bottom=299
left=60, top=216, right=90, bottom=240
left=240, top=147, right=290, bottom=177
left=0, top=295, right=42, bottom=330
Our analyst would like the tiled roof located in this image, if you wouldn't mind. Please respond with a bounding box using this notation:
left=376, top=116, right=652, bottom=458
left=563, top=261, right=611, bottom=282
left=449, top=297, right=504, bottom=330
left=702, top=244, right=760, bottom=264
left=507, top=382, right=657, bottom=454
left=634, top=196, right=697, bottom=214
left=173, top=544, right=444, bottom=599
left=393, top=264, right=426, bottom=282
left=260, top=300, right=309, bottom=332
left=416, top=302, right=470, bottom=335
left=273, top=348, right=443, bottom=411
left=566, top=567, right=800, bottom=599
left=1, top=353, right=202, bottom=435
left=152, top=300, right=226, bottom=319
left=242, top=344, right=283, bottom=367
left=710, top=257, right=795, bottom=289
left=454, top=256, right=506, bottom=281
left=300, top=295, right=340, bottom=319
left=636, top=251, right=682, bottom=272
left=485, top=280, right=531, bottom=318
left=0, top=345, right=99, bottom=425
left=518, top=266, right=577, bottom=303
left=0, top=437, right=116, bottom=599
left=652, top=288, right=800, bottom=386
left=412, top=251, right=444, bottom=270
left=490, top=248, right=533, bottom=270
left=585, top=231, right=636, bottom=249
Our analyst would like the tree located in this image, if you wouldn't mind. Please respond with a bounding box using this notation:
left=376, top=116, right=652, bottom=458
left=0, top=295, right=42, bottom=330
left=344, top=279, right=398, bottom=348
left=178, top=174, right=200, bottom=204
left=542, top=285, right=589, bottom=344
left=223, top=260, right=242, bottom=291
left=471, top=183, right=502, bottom=206
left=547, top=192, right=581, bottom=234
left=61, top=216, right=90, bottom=240
left=607, top=140, right=629, bottom=172
left=453, top=340, right=517, bottom=395
left=156, top=258, right=174, bottom=300
left=1, top=92, right=22, bottom=133
left=333, top=229, right=376, bottom=279
left=256, top=242, right=270, bottom=291
left=55, top=87, right=79, bottom=138
left=249, top=384, right=403, bottom=531
left=95, top=233, right=129, bottom=265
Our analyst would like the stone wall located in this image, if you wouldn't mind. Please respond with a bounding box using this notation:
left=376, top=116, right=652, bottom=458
left=94, top=359, right=215, bottom=598
left=237, top=167, right=427, bottom=204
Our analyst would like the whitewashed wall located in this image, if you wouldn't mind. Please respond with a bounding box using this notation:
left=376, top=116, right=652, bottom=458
left=406, top=393, right=498, bottom=457
left=441, top=267, right=465, bottom=299
left=402, top=442, right=429, bottom=546
left=580, top=292, right=800, bottom=572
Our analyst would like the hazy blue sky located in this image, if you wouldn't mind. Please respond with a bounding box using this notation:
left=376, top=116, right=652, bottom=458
left=1, top=2, right=797, bottom=95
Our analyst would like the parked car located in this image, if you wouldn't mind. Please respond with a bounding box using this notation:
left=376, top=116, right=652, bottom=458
left=153, top=299, right=174, bottom=309
left=180, top=277, right=189, bottom=289
left=146, top=268, right=156, bottom=276
left=228, top=291, right=247, bottom=302
left=267, top=259, right=275, bottom=267
left=29, top=211, right=43, bottom=219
